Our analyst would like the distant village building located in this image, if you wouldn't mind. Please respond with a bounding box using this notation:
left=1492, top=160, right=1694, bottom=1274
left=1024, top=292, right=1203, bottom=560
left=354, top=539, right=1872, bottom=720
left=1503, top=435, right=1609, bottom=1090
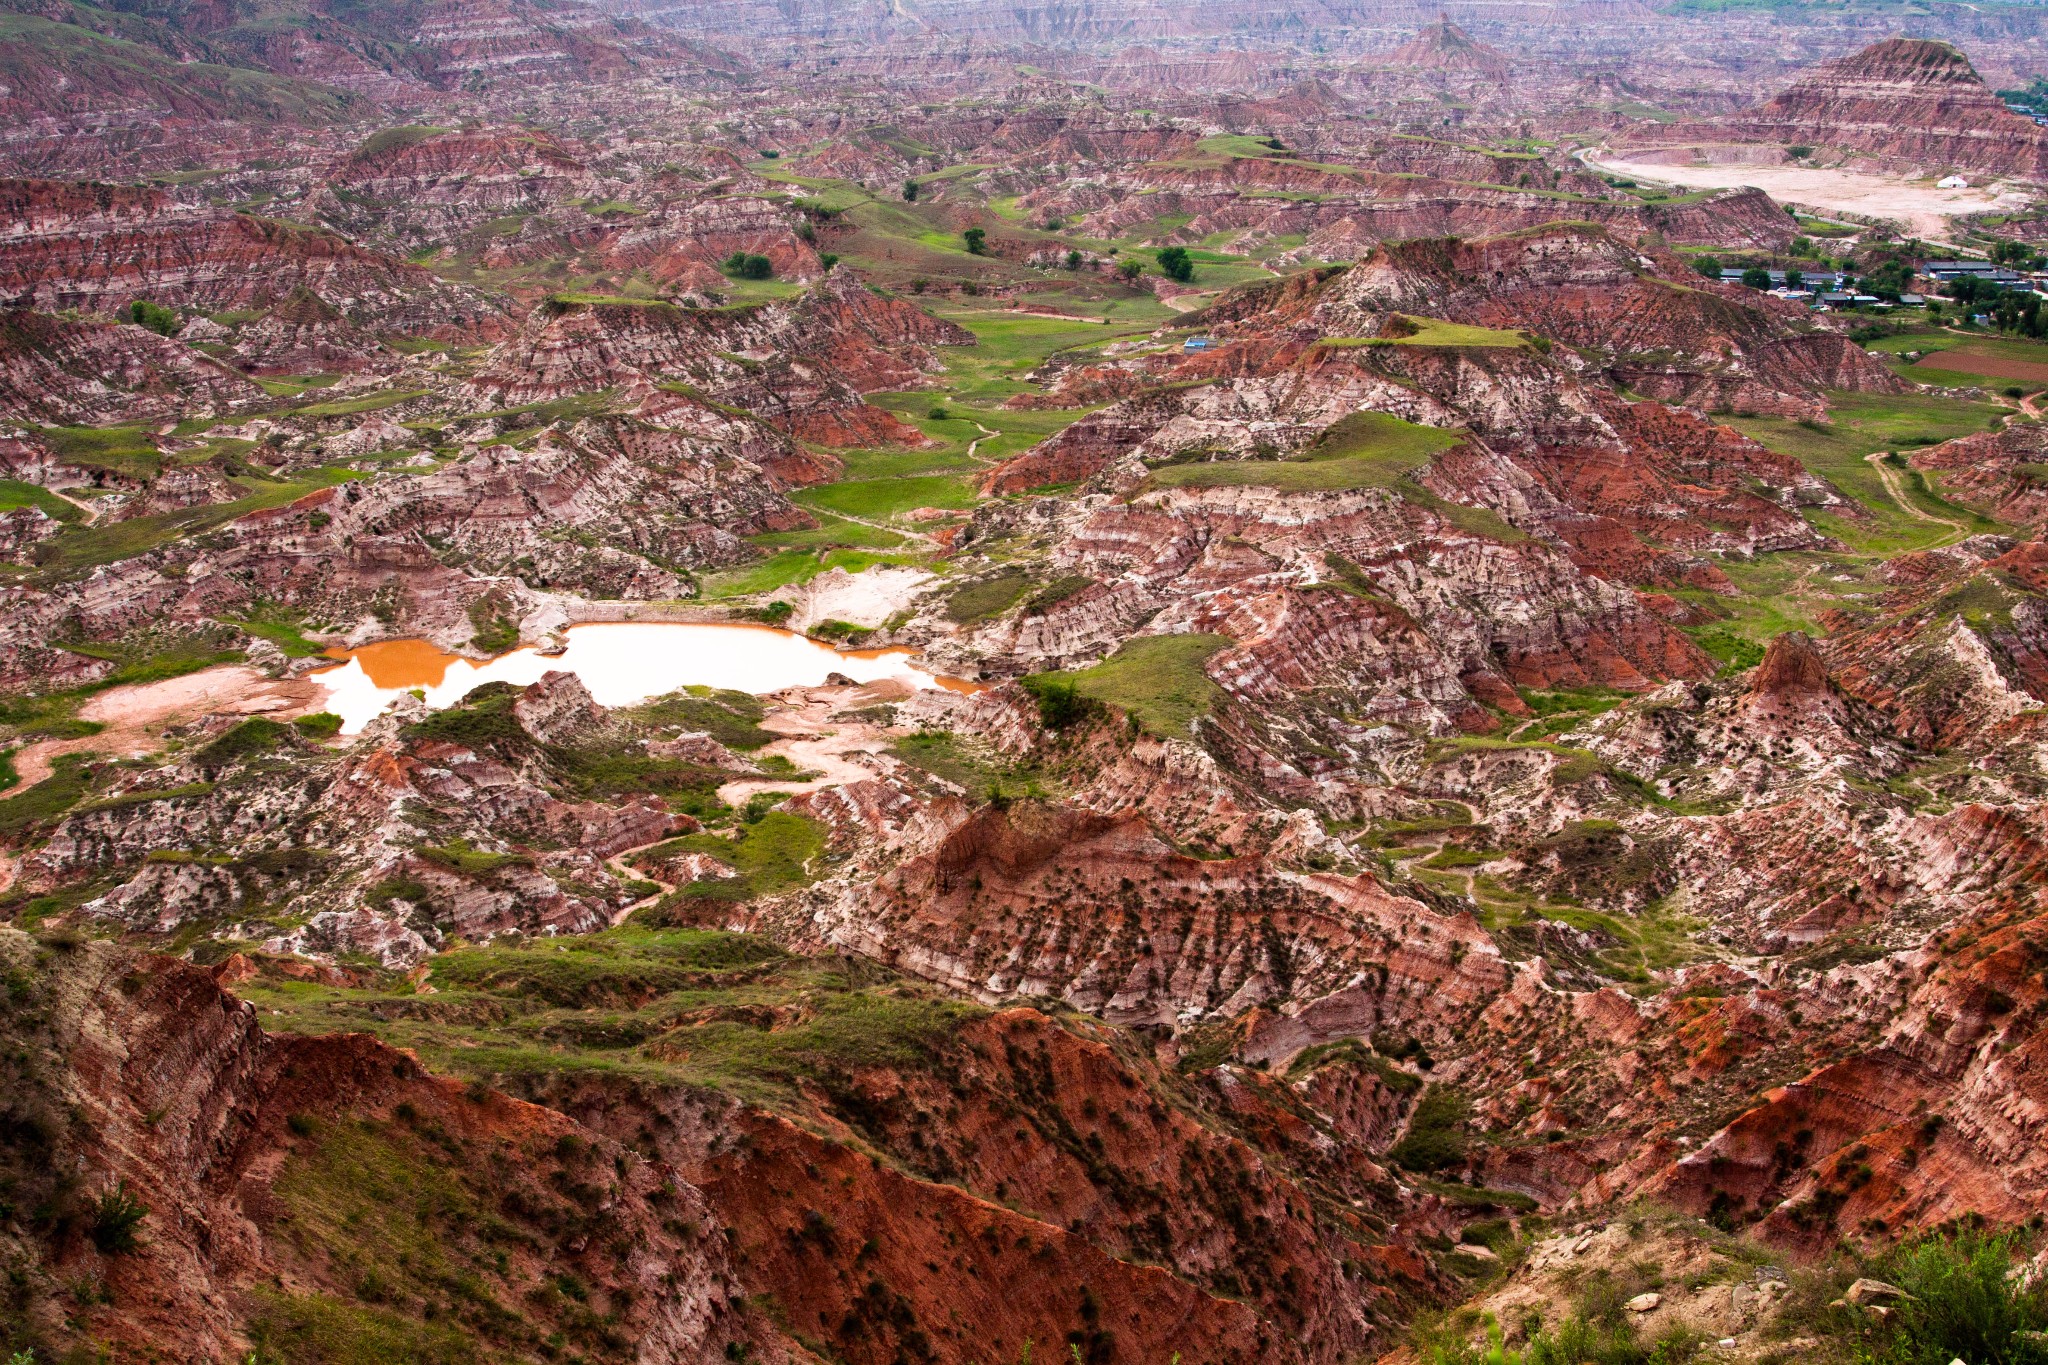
left=1183, top=336, right=1216, bottom=354
left=1721, top=268, right=1846, bottom=290
left=1937, top=174, right=1970, bottom=188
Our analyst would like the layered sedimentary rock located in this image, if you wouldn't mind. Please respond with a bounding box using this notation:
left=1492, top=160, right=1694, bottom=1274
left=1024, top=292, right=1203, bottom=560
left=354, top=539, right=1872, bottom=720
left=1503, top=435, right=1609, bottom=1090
left=0, top=307, right=261, bottom=423
left=1382, top=17, right=1512, bottom=76
left=0, top=179, right=509, bottom=347
left=316, top=125, right=596, bottom=251
left=1910, top=423, right=2048, bottom=530
left=0, top=929, right=748, bottom=1363
left=1308, top=223, right=1902, bottom=410
left=465, top=269, right=969, bottom=439
left=1747, top=38, right=2048, bottom=178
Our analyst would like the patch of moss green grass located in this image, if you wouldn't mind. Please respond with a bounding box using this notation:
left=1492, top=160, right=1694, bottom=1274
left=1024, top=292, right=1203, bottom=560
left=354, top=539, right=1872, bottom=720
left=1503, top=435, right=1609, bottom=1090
left=1036, top=634, right=1232, bottom=739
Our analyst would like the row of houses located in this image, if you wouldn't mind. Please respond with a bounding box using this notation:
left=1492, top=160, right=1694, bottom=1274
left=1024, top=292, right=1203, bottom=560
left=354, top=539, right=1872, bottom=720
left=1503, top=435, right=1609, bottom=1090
left=1716, top=267, right=1917, bottom=309
left=1717, top=259, right=2045, bottom=311
left=1920, top=260, right=2034, bottom=287
left=1718, top=268, right=1849, bottom=288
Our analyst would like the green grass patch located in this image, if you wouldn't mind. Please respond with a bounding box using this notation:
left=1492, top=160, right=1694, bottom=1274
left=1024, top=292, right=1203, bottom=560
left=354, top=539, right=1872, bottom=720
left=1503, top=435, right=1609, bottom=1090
left=1148, top=411, right=1461, bottom=495
left=793, top=472, right=977, bottom=522
left=289, top=388, right=426, bottom=420
left=1318, top=315, right=1535, bottom=350
left=1388, top=1085, right=1470, bottom=1172
left=698, top=547, right=921, bottom=599
left=662, top=810, right=826, bottom=901
left=35, top=425, right=161, bottom=482
left=0, top=479, right=81, bottom=524
left=890, top=730, right=1044, bottom=800
left=198, top=717, right=296, bottom=767
left=248, top=1291, right=482, bottom=1365
left=743, top=512, right=909, bottom=554
left=228, top=601, right=327, bottom=657
left=432, top=927, right=785, bottom=1006
left=1727, top=389, right=2008, bottom=554
left=623, top=687, right=775, bottom=750
left=942, top=572, right=1033, bottom=623
left=1146, top=412, right=1521, bottom=540
left=1045, top=634, right=1231, bottom=739
left=33, top=467, right=363, bottom=578
left=0, top=755, right=93, bottom=836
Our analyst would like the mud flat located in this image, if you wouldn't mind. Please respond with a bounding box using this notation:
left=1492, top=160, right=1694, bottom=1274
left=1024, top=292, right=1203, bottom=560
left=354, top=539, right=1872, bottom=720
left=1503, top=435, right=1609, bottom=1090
left=9, top=666, right=322, bottom=788
left=1584, top=153, right=2016, bottom=240
left=311, top=621, right=972, bottom=734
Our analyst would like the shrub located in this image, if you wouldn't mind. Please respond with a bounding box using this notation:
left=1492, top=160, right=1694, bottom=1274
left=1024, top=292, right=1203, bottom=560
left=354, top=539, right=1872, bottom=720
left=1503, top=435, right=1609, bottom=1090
left=1156, top=245, right=1195, bottom=282
left=467, top=596, right=519, bottom=654
left=197, top=717, right=294, bottom=767
left=1740, top=266, right=1772, bottom=290
left=722, top=251, right=773, bottom=280
left=1691, top=254, right=1722, bottom=280
left=962, top=227, right=987, bottom=255
left=1866, top=1226, right=2048, bottom=1365
left=127, top=299, right=180, bottom=336
left=1388, top=1084, right=1470, bottom=1172
left=808, top=619, right=874, bottom=646
left=1418, top=1299, right=1696, bottom=1365
left=1019, top=675, right=1099, bottom=731
left=88, top=1182, right=149, bottom=1254
left=902, top=179, right=919, bottom=201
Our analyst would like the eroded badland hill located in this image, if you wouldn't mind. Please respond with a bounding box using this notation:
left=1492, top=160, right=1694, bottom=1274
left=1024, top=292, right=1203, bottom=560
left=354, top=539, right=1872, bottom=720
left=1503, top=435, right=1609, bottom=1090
left=7, top=2, right=2048, bottom=1363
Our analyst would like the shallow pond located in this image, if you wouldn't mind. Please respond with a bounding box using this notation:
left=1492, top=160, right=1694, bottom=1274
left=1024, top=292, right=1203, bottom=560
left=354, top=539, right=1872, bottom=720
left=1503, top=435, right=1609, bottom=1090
left=310, top=622, right=970, bottom=734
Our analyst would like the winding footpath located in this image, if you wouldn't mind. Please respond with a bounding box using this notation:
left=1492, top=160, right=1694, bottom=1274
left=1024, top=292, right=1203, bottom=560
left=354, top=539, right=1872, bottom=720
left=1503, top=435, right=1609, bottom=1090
left=964, top=420, right=1001, bottom=462
left=1864, top=449, right=1970, bottom=546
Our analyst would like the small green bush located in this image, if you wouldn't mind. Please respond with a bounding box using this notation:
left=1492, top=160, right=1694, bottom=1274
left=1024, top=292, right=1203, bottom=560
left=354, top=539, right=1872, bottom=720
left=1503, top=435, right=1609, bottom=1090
left=1388, top=1084, right=1469, bottom=1172
left=466, top=597, right=519, bottom=655
left=88, top=1182, right=149, bottom=1254
left=1867, top=1226, right=2048, bottom=1365
left=196, top=717, right=294, bottom=767
left=1019, top=675, right=1099, bottom=731
left=808, top=619, right=874, bottom=646
left=127, top=299, right=180, bottom=336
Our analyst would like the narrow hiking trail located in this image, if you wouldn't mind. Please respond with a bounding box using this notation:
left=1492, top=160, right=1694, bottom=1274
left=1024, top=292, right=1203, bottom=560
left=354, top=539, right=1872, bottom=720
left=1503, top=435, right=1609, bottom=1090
left=714, top=694, right=897, bottom=808
left=965, top=420, right=1001, bottom=461
left=1865, top=449, right=1971, bottom=545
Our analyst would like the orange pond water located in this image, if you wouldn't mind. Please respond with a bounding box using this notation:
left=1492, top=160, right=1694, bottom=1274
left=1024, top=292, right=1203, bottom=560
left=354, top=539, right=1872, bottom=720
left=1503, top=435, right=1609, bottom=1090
left=310, top=622, right=977, bottom=734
